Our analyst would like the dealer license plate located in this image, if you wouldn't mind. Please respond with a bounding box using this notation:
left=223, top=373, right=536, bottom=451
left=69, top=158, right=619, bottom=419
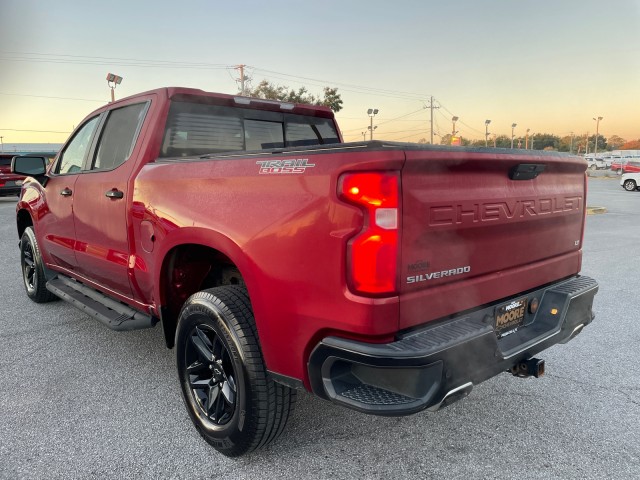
left=494, top=297, right=527, bottom=338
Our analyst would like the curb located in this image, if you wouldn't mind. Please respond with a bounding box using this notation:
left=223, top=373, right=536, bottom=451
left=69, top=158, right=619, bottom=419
left=586, top=206, right=607, bottom=215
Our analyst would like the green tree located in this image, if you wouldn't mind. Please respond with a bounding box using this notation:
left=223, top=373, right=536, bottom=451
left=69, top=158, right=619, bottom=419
left=590, top=134, right=607, bottom=152
left=558, top=135, right=573, bottom=152
left=530, top=133, right=560, bottom=151
left=494, top=135, right=511, bottom=148
left=245, top=80, right=343, bottom=112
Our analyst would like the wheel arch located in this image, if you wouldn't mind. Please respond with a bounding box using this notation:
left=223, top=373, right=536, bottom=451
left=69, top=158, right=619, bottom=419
left=155, top=228, right=255, bottom=349
left=16, top=208, right=34, bottom=239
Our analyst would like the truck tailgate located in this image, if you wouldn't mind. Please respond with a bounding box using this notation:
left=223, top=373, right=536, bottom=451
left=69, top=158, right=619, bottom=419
left=399, top=149, right=587, bottom=330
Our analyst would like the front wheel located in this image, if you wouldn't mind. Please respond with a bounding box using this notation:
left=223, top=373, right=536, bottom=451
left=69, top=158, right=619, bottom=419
left=20, top=227, right=56, bottom=303
left=175, top=285, right=295, bottom=457
left=623, top=179, right=637, bottom=191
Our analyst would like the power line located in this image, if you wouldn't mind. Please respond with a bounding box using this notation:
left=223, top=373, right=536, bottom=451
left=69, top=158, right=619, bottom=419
left=250, top=66, right=430, bottom=101
left=0, top=128, right=71, bottom=134
left=340, top=108, right=425, bottom=134
left=0, top=53, right=232, bottom=70
left=0, top=92, right=104, bottom=102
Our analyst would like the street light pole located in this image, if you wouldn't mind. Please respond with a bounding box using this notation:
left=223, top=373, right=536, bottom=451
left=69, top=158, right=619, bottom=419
left=0, top=136, right=3, bottom=153
left=484, top=120, right=491, bottom=147
left=593, top=116, right=603, bottom=156
left=525, top=128, right=530, bottom=149
left=367, top=108, right=379, bottom=141
left=451, top=116, right=459, bottom=136
left=511, top=123, right=517, bottom=149
left=106, top=73, right=123, bottom=102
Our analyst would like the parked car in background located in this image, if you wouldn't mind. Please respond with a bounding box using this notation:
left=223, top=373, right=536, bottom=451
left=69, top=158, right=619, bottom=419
left=620, top=172, right=640, bottom=191
left=584, top=154, right=611, bottom=170
left=611, top=159, right=640, bottom=174
left=0, top=154, right=27, bottom=197
left=585, top=157, right=609, bottom=170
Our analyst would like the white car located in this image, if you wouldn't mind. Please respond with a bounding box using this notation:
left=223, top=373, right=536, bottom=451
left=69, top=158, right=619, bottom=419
left=620, top=172, right=640, bottom=191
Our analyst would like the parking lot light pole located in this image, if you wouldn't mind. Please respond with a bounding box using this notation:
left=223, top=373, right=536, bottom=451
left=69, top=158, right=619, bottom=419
left=511, top=123, right=517, bottom=149
left=367, top=108, right=378, bottom=141
left=525, top=128, right=530, bottom=149
left=484, top=120, right=491, bottom=147
left=593, top=116, right=603, bottom=156
left=106, top=73, right=123, bottom=102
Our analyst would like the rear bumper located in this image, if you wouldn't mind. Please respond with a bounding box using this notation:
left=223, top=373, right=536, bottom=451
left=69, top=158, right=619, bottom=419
left=308, top=275, right=598, bottom=416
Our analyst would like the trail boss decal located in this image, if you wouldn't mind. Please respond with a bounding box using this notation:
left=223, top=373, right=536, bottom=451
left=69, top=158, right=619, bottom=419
left=257, top=159, right=315, bottom=174
left=407, top=265, right=471, bottom=284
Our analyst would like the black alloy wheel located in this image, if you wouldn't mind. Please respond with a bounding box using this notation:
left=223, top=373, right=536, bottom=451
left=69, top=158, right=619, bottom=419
left=22, top=239, right=37, bottom=292
left=185, top=324, right=237, bottom=425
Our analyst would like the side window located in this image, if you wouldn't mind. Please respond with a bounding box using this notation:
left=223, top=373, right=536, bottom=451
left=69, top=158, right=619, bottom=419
left=161, top=103, right=244, bottom=157
left=56, top=116, right=100, bottom=175
left=245, top=120, right=284, bottom=150
left=92, top=103, right=147, bottom=171
left=285, top=119, right=340, bottom=147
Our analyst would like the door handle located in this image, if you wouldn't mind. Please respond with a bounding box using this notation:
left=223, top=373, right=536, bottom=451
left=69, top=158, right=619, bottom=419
left=60, top=188, right=73, bottom=196
left=105, top=189, right=124, bottom=199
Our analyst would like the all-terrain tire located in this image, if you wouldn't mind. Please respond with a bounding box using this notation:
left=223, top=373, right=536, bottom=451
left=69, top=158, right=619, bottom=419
left=175, top=285, right=296, bottom=457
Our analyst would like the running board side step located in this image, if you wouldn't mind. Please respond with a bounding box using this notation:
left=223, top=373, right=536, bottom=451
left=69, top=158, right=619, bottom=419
left=46, top=275, right=158, bottom=331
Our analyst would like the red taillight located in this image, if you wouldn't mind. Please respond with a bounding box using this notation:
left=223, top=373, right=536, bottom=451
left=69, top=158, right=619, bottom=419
left=339, top=172, right=399, bottom=295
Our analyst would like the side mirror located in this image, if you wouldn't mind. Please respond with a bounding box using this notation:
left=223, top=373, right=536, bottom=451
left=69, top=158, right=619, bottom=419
left=11, top=156, right=47, bottom=176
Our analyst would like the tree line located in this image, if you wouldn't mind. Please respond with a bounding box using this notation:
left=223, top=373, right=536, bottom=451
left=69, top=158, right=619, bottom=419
left=242, top=81, right=637, bottom=151
left=432, top=133, right=639, bottom=153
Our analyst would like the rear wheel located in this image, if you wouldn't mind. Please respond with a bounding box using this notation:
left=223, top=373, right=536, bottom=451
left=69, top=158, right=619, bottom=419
left=623, top=179, right=637, bottom=191
left=175, top=285, right=295, bottom=457
left=20, top=227, right=56, bottom=303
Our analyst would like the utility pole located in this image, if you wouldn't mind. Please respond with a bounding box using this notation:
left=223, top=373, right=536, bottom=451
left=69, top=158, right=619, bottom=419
left=585, top=133, right=589, bottom=154
left=570, top=132, right=574, bottom=154
left=235, top=64, right=249, bottom=95
left=0, top=136, right=3, bottom=153
left=593, top=116, right=603, bottom=156
left=525, top=129, right=530, bottom=149
left=425, top=96, right=439, bottom=144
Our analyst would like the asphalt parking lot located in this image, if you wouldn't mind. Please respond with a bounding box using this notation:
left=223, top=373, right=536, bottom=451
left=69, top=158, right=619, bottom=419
left=1, top=177, right=638, bottom=480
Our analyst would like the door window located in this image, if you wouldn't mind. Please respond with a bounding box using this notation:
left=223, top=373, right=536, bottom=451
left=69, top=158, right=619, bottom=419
left=56, top=116, right=100, bottom=175
left=92, top=103, right=148, bottom=171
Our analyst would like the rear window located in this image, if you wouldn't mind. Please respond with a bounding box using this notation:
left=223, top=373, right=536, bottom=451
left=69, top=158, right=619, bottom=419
left=0, top=157, right=12, bottom=167
left=160, top=101, right=339, bottom=157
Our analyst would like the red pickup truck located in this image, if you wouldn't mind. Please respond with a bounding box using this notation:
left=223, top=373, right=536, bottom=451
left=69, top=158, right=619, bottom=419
left=13, top=87, right=598, bottom=457
left=0, top=154, right=27, bottom=197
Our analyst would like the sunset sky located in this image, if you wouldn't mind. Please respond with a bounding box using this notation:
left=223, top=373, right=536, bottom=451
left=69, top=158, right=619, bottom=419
left=1, top=0, right=639, bottom=148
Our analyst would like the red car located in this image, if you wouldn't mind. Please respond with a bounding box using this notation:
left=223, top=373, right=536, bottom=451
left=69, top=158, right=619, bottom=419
left=0, top=154, right=27, bottom=197
left=611, top=159, right=640, bottom=174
